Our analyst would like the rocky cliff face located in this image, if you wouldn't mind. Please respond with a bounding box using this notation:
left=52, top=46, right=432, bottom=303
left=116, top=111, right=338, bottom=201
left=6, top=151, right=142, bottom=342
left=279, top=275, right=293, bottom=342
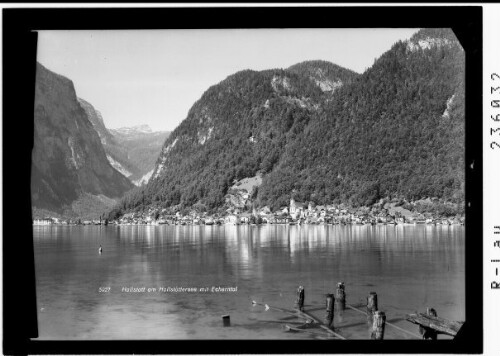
left=78, top=98, right=137, bottom=179
left=109, top=125, right=170, bottom=183
left=31, top=63, right=134, bottom=218
left=287, top=60, right=359, bottom=93
left=78, top=98, right=170, bottom=185
left=77, top=98, right=116, bottom=146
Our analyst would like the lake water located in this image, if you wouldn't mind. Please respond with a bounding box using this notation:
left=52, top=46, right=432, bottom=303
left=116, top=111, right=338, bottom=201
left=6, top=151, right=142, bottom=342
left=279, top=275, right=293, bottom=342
left=33, top=224, right=465, bottom=340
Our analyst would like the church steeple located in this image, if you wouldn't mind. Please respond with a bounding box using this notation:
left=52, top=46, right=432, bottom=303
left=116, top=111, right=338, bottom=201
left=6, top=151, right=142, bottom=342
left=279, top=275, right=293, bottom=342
left=252, top=202, right=257, bottom=217
left=290, top=197, right=296, bottom=214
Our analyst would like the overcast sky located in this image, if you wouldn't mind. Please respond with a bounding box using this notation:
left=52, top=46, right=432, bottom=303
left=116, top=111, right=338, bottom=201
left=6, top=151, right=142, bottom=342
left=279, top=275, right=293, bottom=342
left=37, top=29, right=419, bottom=132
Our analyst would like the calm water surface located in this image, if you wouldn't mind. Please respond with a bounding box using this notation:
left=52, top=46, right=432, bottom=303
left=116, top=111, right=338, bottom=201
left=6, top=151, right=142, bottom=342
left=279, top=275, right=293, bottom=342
left=33, top=225, right=465, bottom=340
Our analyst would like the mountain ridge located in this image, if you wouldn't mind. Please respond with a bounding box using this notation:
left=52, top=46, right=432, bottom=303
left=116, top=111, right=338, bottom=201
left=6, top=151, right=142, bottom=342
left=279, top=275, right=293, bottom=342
left=77, top=98, right=170, bottom=184
left=103, top=28, right=465, bottom=218
left=32, top=62, right=134, bottom=219
left=258, top=30, right=464, bottom=210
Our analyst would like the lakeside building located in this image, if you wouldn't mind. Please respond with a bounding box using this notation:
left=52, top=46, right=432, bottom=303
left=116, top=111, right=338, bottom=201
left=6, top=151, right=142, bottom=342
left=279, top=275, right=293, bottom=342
left=33, top=218, right=53, bottom=225
left=226, top=215, right=240, bottom=225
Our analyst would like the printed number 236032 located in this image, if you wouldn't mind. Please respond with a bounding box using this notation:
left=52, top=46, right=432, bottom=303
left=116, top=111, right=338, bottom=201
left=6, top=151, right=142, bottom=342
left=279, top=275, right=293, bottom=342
left=491, top=73, right=500, bottom=150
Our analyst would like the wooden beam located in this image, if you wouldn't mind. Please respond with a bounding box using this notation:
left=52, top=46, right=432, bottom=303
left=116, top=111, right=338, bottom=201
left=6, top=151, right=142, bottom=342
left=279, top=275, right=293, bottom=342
left=295, top=308, right=347, bottom=340
left=406, top=313, right=464, bottom=337
left=252, top=300, right=313, bottom=322
left=284, top=324, right=332, bottom=338
left=346, top=303, right=421, bottom=339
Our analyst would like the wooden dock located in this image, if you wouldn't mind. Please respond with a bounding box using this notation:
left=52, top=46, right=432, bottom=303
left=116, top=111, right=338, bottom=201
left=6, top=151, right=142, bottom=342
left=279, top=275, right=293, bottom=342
left=406, top=312, right=464, bottom=337
left=250, top=283, right=464, bottom=340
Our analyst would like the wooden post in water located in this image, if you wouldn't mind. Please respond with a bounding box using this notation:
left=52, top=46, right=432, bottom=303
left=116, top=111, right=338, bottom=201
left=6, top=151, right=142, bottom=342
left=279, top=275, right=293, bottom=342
left=419, top=308, right=438, bottom=340
left=325, top=294, right=335, bottom=328
left=222, top=315, right=230, bottom=327
left=367, top=292, right=378, bottom=313
left=371, top=311, right=386, bottom=340
left=366, top=292, right=378, bottom=325
left=295, top=286, right=305, bottom=311
left=334, top=282, right=346, bottom=313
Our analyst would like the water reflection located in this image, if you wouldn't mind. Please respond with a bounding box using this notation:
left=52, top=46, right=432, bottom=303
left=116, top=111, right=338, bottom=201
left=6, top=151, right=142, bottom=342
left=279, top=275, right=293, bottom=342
left=33, top=224, right=465, bottom=339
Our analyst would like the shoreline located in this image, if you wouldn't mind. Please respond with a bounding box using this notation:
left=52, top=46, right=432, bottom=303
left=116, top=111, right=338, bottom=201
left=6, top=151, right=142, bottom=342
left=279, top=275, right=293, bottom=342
left=33, top=221, right=464, bottom=227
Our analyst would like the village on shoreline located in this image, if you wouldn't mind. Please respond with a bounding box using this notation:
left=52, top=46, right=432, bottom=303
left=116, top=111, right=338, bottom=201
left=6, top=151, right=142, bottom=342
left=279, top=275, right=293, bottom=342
left=33, top=198, right=465, bottom=227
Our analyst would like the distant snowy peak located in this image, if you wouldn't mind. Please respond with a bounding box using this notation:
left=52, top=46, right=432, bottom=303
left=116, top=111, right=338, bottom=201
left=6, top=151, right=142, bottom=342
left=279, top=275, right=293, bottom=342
left=111, top=124, right=153, bottom=136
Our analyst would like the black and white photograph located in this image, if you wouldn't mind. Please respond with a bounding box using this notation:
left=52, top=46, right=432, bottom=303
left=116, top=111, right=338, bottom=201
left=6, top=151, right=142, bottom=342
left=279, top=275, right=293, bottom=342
left=31, top=27, right=466, bottom=340
left=2, top=5, right=486, bottom=355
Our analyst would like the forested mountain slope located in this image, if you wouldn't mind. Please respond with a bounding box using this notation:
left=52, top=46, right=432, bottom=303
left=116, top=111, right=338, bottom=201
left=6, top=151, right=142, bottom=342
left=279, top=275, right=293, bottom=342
left=259, top=28, right=464, bottom=209
left=110, top=28, right=464, bottom=216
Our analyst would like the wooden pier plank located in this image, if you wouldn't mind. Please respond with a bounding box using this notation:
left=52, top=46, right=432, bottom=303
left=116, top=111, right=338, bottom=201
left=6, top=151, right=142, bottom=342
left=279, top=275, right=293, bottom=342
left=406, top=313, right=464, bottom=337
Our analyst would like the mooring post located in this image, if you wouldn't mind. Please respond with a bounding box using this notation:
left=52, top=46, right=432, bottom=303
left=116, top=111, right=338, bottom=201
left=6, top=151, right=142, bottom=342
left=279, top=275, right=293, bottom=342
left=334, top=282, right=346, bottom=313
left=370, top=311, right=386, bottom=340
left=295, top=286, right=305, bottom=311
left=419, top=307, right=438, bottom=340
left=366, top=291, right=378, bottom=323
left=222, top=315, right=230, bottom=327
left=325, top=294, right=335, bottom=328
left=367, top=292, right=378, bottom=314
